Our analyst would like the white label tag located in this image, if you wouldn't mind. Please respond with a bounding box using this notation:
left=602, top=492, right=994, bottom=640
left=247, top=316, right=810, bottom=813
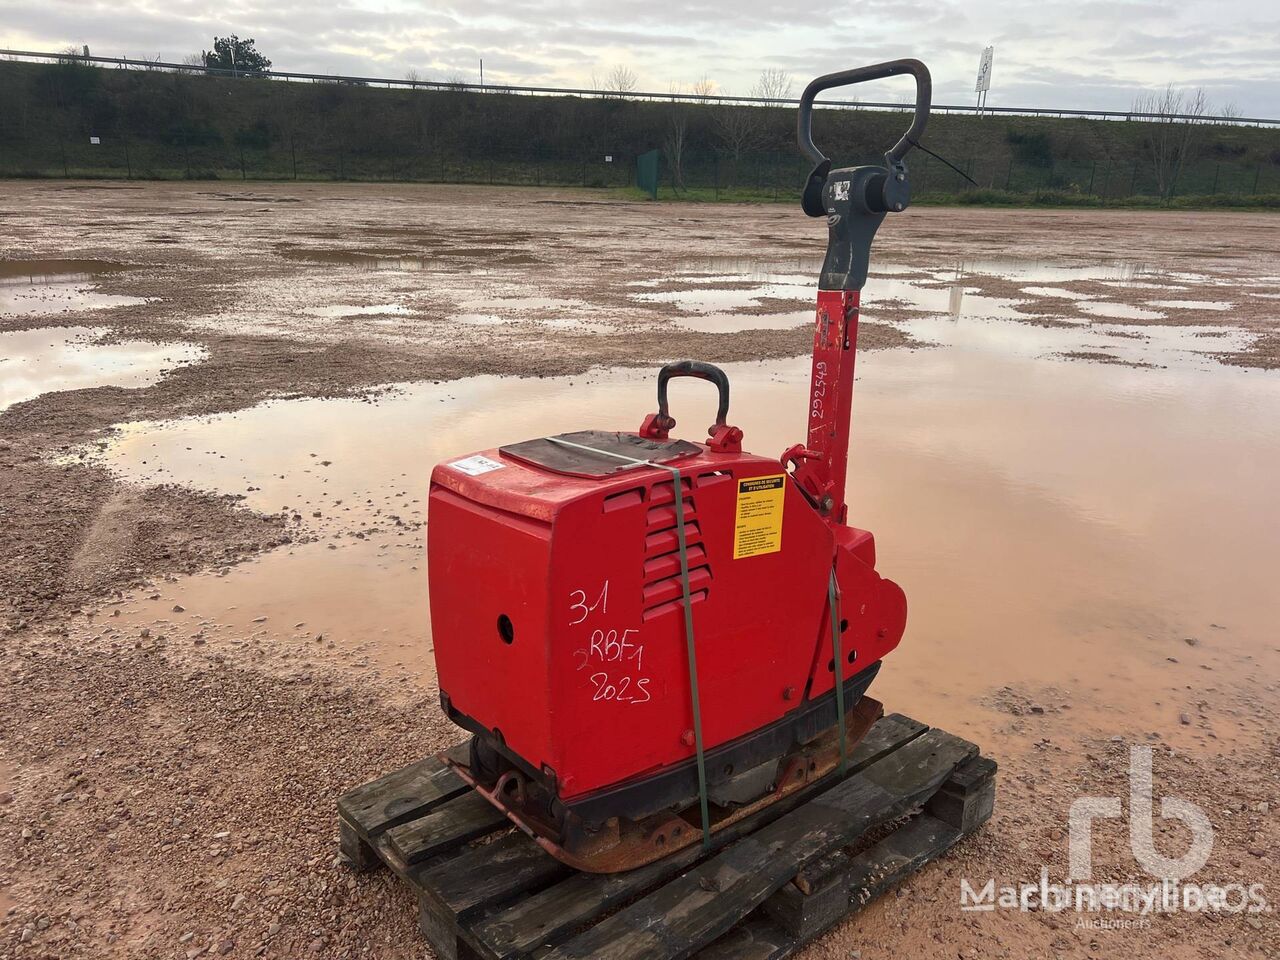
left=449, top=454, right=504, bottom=476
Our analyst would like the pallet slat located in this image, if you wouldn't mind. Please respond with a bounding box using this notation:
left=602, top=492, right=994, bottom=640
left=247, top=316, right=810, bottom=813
left=416, top=831, right=573, bottom=932
left=338, top=747, right=468, bottom=840
left=387, top=791, right=510, bottom=865
left=693, top=918, right=792, bottom=960
left=470, top=713, right=927, bottom=960
left=539, top=728, right=977, bottom=960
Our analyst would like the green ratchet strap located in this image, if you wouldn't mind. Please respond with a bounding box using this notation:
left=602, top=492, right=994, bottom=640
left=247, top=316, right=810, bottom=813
left=545, top=436, right=713, bottom=852
left=828, top=568, right=848, bottom=776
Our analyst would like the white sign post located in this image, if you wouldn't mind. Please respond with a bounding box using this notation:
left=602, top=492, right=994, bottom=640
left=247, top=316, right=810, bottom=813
left=975, top=46, right=994, bottom=114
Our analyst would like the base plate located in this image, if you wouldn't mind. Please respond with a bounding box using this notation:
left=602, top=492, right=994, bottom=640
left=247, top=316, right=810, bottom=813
left=446, top=696, right=884, bottom=873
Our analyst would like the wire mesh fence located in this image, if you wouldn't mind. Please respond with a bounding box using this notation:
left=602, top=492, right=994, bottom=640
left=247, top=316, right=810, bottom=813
left=3, top=136, right=1275, bottom=203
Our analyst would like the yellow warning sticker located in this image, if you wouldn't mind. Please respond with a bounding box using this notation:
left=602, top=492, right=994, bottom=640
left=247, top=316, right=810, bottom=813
left=733, top=474, right=786, bottom=559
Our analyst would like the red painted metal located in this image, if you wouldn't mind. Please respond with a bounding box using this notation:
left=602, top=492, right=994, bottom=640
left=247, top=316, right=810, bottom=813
left=784, top=288, right=860, bottom=523
left=428, top=283, right=906, bottom=810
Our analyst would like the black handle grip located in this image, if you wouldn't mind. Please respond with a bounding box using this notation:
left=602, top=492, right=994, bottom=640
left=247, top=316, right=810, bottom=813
left=797, top=59, right=932, bottom=166
left=657, top=360, right=730, bottom=429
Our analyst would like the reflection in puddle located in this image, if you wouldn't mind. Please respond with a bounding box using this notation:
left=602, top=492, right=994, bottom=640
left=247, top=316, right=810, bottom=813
left=0, top=327, right=205, bottom=410
left=278, top=249, right=431, bottom=271
left=957, top=258, right=1153, bottom=283
left=88, top=314, right=1280, bottom=738
left=0, top=259, right=148, bottom=317
left=0, top=259, right=129, bottom=282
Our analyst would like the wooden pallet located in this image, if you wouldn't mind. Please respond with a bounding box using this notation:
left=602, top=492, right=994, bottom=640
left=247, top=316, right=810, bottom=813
left=337, top=714, right=996, bottom=960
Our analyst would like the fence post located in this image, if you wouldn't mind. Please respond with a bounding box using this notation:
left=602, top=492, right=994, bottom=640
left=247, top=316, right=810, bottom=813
left=714, top=153, right=720, bottom=200
left=239, top=145, right=246, bottom=180
left=1005, top=157, right=1013, bottom=190
left=1129, top=160, right=1138, bottom=197
left=290, top=135, right=297, bottom=180
left=1211, top=162, right=1220, bottom=194
left=122, top=134, right=132, bottom=180
left=1087, top=160, right=1096, bottom=194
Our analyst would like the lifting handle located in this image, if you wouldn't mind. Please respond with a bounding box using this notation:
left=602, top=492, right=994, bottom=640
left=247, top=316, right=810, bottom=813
left=655, top=360, right=730, bottom=433
left=797, top=59, right=932, bottom=167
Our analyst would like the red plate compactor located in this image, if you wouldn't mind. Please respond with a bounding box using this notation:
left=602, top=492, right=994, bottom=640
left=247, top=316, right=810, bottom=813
left=429, top=60, right=932, bottom=873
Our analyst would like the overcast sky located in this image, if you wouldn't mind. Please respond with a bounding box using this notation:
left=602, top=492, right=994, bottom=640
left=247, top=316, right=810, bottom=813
left=1, top=0, right=1276, bottom=116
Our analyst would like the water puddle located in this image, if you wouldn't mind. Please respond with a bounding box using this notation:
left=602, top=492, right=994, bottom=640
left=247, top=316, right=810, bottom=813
left=903, top=316, right=1249, bottom=368
left=300, top=304, right=413, bottom=319
left=0, top=327, right=206, bottom=411
left=0, top=260, right=149, bottom=317
left=1020, top=286, right=1100, bottom=300
left=1147, top=300, right=1233, bottom=312
left=1074, top=301, right=1166, bottom=321
left=634, top=258, right=1180, bottom=333
left=958, top=258, right=1155, bottom=284
left=278, top=249, right=431, bottom=271
left=84, top=315, right=1280, bottom=740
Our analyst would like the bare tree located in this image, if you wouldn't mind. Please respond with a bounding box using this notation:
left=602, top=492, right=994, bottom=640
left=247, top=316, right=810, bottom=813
left=664, top=107, right=689, bottom=192
left=1132, top=84, right=1208, bottom=198
left=405, top=67, right=425, bottom=85
left=604, top=64, right=638, bottom=96
left=751, top=67, right=792, bottom=106
left=691, top=74, right=715, bottom=101
left=712, top=96, right=759, bottom=160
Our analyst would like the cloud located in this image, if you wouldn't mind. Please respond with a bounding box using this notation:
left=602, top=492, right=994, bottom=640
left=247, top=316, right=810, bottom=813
left=0, top=0, right=1275, bottom=114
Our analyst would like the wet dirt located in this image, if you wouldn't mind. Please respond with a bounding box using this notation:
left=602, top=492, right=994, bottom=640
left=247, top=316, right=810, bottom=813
left=0, top=182, right=1278, bottom=960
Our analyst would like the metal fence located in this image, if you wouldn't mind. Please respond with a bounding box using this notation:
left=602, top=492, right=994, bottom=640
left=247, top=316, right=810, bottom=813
left=2, top=48, right=1278, bottom=128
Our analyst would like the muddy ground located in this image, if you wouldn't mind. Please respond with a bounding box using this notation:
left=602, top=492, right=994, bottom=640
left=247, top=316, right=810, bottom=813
left=0, top=181, right=1277, bottom=959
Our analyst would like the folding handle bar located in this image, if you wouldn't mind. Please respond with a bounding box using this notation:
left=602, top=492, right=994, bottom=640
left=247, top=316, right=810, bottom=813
left=797, top=59, right=932, bottom=166
left=656, top=360, right=730, bottom=430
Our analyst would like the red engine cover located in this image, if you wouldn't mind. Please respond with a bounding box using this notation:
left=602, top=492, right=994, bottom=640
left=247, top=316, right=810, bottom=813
left=428, top=438, right=905, bottom=803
